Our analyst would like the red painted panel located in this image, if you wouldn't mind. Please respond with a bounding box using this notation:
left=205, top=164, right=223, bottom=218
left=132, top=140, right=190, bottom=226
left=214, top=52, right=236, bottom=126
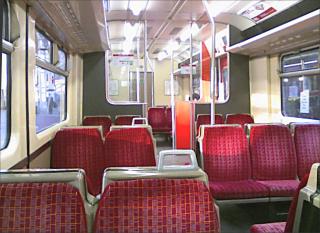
left=202, top=42, right=211, bottom=81
left=175, top=101, right=193, bottom=149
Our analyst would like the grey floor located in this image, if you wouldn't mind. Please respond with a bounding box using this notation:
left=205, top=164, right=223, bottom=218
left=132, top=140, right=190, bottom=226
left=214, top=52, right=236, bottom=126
left=154, top=136, right=291, bottom=233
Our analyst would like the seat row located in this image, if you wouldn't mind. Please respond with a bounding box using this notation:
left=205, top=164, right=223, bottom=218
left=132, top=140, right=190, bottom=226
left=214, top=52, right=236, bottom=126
left=198, top=123, right=320, bottom=202
left=0, top=154, right=220, bottom=233
left=51, top=125, right=157, bottom=196
left=196, top=113, right=254, bottom=135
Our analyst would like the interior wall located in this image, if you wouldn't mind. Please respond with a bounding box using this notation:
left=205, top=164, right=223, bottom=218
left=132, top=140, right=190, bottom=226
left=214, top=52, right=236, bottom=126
left=82, top=52, right=142, bottom=120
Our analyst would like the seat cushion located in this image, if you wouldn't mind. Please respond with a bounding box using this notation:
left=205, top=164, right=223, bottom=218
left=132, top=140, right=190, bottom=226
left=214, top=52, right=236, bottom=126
left=209, top=180, right=269, bottom=199
left=250, top=222, right=286, bottom=233
left=257, top=180, right=299, bottom=197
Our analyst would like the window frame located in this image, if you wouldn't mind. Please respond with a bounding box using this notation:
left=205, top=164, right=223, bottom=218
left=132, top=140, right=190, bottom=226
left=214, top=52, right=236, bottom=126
left=1, top=0, right=12, bottom=151
left=280, top=46, right=320, bottom=120
left=34, top=28, right=69, bottom=133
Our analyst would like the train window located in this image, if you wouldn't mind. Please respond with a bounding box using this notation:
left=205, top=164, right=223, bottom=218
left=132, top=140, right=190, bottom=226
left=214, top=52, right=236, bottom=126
left=281, top=48, right=320, bottom=120
left=35, top=30, right=68, bottom=133
left=34, top=67, right=67, bottom=132
left=1, top=53, right=10, bottom=149
left=1, top=0, right=11, bottom=150
left=36, top=31, right=52, bottom=63
left=56, top=49, right=67, bottom=70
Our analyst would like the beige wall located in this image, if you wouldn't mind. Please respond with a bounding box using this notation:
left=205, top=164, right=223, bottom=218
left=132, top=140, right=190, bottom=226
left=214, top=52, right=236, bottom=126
left=154, top=59, right=187, bottom=106
left=0, top=0, right=83, bottom=169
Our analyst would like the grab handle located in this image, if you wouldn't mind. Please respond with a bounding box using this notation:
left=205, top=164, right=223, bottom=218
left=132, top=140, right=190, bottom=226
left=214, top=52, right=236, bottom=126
left=132, top=117, right=148, bottom=125
left=157, top=150, right=198, bottom=171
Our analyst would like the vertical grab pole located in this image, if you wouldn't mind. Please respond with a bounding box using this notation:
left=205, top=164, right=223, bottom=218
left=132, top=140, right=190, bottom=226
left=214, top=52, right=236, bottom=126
left=143, top=19, right=148, bottom=118
left=202, top=0, right=216, bottom=125
left=189, top=22, right=193, bottom=100
left=136, top=25, right=140, bottom=103
left=170, top=50, right=176, bottom=149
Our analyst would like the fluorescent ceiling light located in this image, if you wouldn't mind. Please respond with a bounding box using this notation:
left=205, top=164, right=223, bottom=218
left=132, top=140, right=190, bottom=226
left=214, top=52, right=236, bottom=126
left=165, top=40, right=180, bottom=53
left=158, top=51, right=168, bottom=61
left=124, top=22, right=140, bottom=41
left=123, top=40, right=132, bottom=53
left=129, top=0, right=148, bottom=16
left=109, top=0, right=129, bottom=11
left=179, top=23, right=200, bottom=42
left=209, top=1, right=238, bottom=17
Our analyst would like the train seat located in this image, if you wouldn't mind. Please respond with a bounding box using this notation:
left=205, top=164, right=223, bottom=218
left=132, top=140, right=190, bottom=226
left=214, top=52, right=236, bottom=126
left=292, top=123, right=320, bottom=179
left=250, top=173, right=310, bottom=233
left=104, top=127, right=156, bottom=167
left=114, top=115, right=140, bottom=125
left=199, top=125, right=269, bottom=200
left=0, top=169, right=90, bottom=233
left=51, top=127, right=105, bottom=196
left=148, top=107, right=170, bottom=134
left=225, top=113, right=254, bottom=127
left=196, top=114, right=224, bottom=136
left=95, top=150, right=219, bottom=233
left=83, top=115, right=112, bottom=136
left=249, top=124, right=299, bottom=197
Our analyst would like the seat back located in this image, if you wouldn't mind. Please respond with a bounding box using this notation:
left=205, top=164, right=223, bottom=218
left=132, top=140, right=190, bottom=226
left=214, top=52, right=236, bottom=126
left=249, top=124, right=297, bottom=180
left=104, top=127, right=156, bottom=167
left=94, top=179, right=220, bottom=233
left=51, top=127, right=105, bottom=196
left=83, top=115, right=112, bottom=136
left=196, top=114, right=224, bottom=136
left=166, top=107, right=172, bottom=130
left=114, top=115, right=140, bottom=125
left=293, top=124, right=320, bottom=179
left=199, top=125, right=251, bottom=181
left=148, top=107, right=168, bottom=133
left=226, top=113, right=254, bottom=126
left=0, top=169, right=89, bottom=233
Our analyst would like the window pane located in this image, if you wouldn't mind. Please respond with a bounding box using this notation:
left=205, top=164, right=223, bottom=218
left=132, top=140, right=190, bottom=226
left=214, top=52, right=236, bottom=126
left=1, top=53, right=10, bottom=149
left=36, top=31, right=52, bottom=63
left=34, top=67, right=67, bottom=132
left=282, top=48, right=319, bottom=73
left=281, top=75, right=320, bottom=120
left=56, top=49, right=66, bottom=70
left=2, top=0, right=9, bottom=41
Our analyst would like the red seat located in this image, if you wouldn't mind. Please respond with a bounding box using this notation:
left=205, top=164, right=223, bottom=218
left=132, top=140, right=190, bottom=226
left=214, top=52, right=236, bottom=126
left=201, top=125, right=269, bottom=199
left=83, top=116, right=112, bottom=136
left=250, top=174, right=309, bottom=233
left=249, top=124, right=298, bottom=196
left=293, top=124, right=320, bottom=179
left=165, top=107, right=172, bottom=132
left=94, top=179, right=220, bottom=233
left=51, top=128, right=105, bottom=196
left=148, top=107, right=169, bottom=133
left=114, top=115, right=139, bottom=125
left=196, top=114, right=224, bottom=136
left=0, top=183, right=87, bottom=232
left=104, top=128, right=156, bottom=167
left=226, top=113, right=254, bottom=127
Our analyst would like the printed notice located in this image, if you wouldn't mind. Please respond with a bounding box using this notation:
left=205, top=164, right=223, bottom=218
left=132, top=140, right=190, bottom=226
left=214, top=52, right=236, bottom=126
left=300, top=90, right=310, bottom=113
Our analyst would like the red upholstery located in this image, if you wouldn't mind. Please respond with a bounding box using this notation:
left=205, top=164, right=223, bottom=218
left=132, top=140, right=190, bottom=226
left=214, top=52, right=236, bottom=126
left=115, top=115, right=139, bottom=125
left=148, top=107, right=170, bottom=133
left=51, top=128, right=105, bottom=196
left=104, top=128, right=156, bottom=167
left=257, top=180, right=299, bottom=197
left=250, top=174, right=309, bottom=233
left=209, top=180, right=269, bottom=199
left=94, top=179, right=220, bottom=233
left=294, top=124, right=320, bottom=179
left=250, top=222, right=286, bottom=233
left=83, top=116, right=112, bottom=136
left=0, top=183, right=87, bottom=233
left=226, top=114, right=254, bottom=126
left=166, top=107, right=172, bottom=131
left=196, top=114, right=224, bottom=136
left=202, top=125, right=251, bottom=181
left=249, top=125, right=297, bottom=180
